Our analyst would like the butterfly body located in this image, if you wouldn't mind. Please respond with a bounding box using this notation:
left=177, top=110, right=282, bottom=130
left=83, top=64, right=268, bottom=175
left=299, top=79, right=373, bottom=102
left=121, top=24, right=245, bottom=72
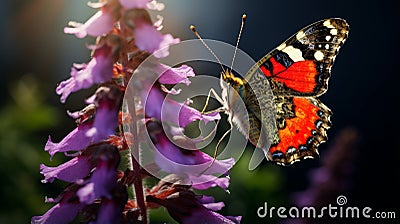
left=221, top=18, right=349, bottom=165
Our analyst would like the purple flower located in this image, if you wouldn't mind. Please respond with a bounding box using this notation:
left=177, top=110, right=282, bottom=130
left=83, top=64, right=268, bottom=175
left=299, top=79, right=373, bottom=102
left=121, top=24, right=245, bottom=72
left=56, top=45, right=114, bottom=103
left=34, top=0, right=245, bottom=222
left=158, top=64, right=195, bottom=85
left=134, top=22, right=179, bottom=58
left=40, top=156, right=91, bottom=183
left=145, top=86, right=220, bottom=127
left=144, top=63, right=220, bottom=126
left=94, top=198, right=123, bottom=223
left=64, top=10, right=114, bottom=38
left=77, top=145, right=120, bottom=204
left=46, top=85, right=121, bottom=158
left=191, top=175, right=230, bottom=190
left=94, top=184, right=127, bottom=224
left=31, top=192, right=84, bottom=224
left=186, top=195, right=242, bottom=224
left=45, top=122, right=93, bottom=159
left=119, top=0, right=151, bottom=9
left=181, top=206, right=242, bottom=224
left=88, top=85, right=122, bottom=141
left=199, top=195, right=225, bottom=211
left=146, top=1, right=165, bottom=11
left=147, top=121, right=234, bottom=188
left=87, top=103, right=118, bottom=142
left=147, top=186, right=241, bottom=224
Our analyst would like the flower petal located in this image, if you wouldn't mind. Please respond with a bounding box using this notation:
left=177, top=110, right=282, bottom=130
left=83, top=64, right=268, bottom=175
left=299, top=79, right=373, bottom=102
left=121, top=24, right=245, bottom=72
left=64, top=10, right=114, bottom=38
left=40, top=156, right=91, bottom=183
left=158, top=64, right=195, bottom=86
left=147, top=0, right=165, bottom=11
left=96, top=200, right=122, bottom=223
left=134, top=24, right=179, bottom=58
left=119, top=0, right=151, bottom=9
left=144, top=87, right=219, bottom=127
left=148, top=121, right=235, bottom=188
left=31, top=193, right=84, bottom=224
left=87, top=103, right=119, bottom=142
left=77, top=162, right=118, bottom=204
left=153, top=34, right=180, bottom=58
left=77, top=146, right=119, bottom=204
left=191, top=175, right=230, bottom=190
left=86, top=86, right=121, bottom=142
left=181, top=210, right=242, bottom=224
left=45, top=123, right=93, bottom=159
left=147, top=189, right=241, bottom=224
left=95, top=193, right=126, bottom=224
left=77, top=182, right=96, bottom=204
left=56, top=45, right=113, bottom=103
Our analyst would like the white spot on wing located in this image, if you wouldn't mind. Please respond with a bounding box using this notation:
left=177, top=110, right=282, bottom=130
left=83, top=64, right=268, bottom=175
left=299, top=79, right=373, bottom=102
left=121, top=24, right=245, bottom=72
left=325, top=35, right=331, bottom=41
left=282, top=45, right=304, bottom=62
left=323, top=20, right=335, bottom=28
left=287, top=147, right=296, bottom=155
left=330, top=28, right=338, bottom=35
left=277, top=43, right=286, bottom=51
left=325, top=44, right=330, bottom=49
left=332, top=55, right=337, bottom=62
left=296, top=30, right=306, bottom=40
left=314, top=51, right=324, bottom=61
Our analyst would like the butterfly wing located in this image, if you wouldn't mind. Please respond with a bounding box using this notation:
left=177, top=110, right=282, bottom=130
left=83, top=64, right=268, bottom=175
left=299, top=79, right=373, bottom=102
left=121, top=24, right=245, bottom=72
left=244, top=18, right=349, bottom=165
left=268, top=96, right=332, bottom=164
left=251, top=18, right=349, bottom=97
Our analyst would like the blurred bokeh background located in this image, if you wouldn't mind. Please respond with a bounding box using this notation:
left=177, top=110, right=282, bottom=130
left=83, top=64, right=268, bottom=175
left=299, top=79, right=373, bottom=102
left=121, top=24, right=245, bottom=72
left=1, top=0, right=399, bottom=223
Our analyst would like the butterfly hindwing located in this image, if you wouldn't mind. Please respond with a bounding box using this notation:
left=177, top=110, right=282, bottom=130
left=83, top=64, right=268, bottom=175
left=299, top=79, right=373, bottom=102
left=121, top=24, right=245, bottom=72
left=267, top=96, right=332, bottom=165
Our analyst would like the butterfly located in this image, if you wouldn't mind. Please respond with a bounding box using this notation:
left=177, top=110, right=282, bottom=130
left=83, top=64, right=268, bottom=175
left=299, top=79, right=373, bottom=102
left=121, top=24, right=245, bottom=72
left=192, top=17, right=349, bottom=166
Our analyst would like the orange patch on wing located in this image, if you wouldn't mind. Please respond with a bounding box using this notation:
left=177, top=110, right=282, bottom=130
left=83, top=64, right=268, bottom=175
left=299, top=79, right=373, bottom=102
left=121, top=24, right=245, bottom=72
left=269, top=98, right=320, bottom=154
left=261, top=58, right=318, bottom=93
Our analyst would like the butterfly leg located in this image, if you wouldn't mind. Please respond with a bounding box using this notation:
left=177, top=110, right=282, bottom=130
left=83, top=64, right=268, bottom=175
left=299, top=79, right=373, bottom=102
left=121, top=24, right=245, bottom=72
left=201, top=88, right=225, bottom=114
left=199, top=126, right=232, bottom=176
left=196, top=88, right=225, bottom=143
left=214, top=127, right=232, bottom=159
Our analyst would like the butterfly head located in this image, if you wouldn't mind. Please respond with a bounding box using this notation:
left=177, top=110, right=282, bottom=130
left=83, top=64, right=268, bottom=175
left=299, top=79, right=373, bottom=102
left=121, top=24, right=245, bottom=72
left=221, top=70, right=244, bottom=87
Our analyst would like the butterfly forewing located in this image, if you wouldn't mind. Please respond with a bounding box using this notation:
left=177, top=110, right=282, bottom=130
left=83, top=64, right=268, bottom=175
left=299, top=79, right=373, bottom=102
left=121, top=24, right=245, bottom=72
left=255, top=18, right=349, bottom=97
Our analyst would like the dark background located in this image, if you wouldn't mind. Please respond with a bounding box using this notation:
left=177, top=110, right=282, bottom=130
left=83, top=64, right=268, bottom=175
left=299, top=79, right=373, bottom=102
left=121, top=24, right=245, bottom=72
left=1, top=0, right=399, bottom=223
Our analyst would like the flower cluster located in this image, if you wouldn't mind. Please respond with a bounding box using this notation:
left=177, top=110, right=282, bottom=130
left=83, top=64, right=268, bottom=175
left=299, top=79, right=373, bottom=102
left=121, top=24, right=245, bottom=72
left=32, top=0, right=240, bottom=223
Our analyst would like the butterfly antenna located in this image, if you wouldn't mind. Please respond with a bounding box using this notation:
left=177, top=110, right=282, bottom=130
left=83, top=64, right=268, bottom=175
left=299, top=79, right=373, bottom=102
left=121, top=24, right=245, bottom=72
left=190, top=25, right=226, bottom=73
left=230, top=14, right=246, bottom=73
